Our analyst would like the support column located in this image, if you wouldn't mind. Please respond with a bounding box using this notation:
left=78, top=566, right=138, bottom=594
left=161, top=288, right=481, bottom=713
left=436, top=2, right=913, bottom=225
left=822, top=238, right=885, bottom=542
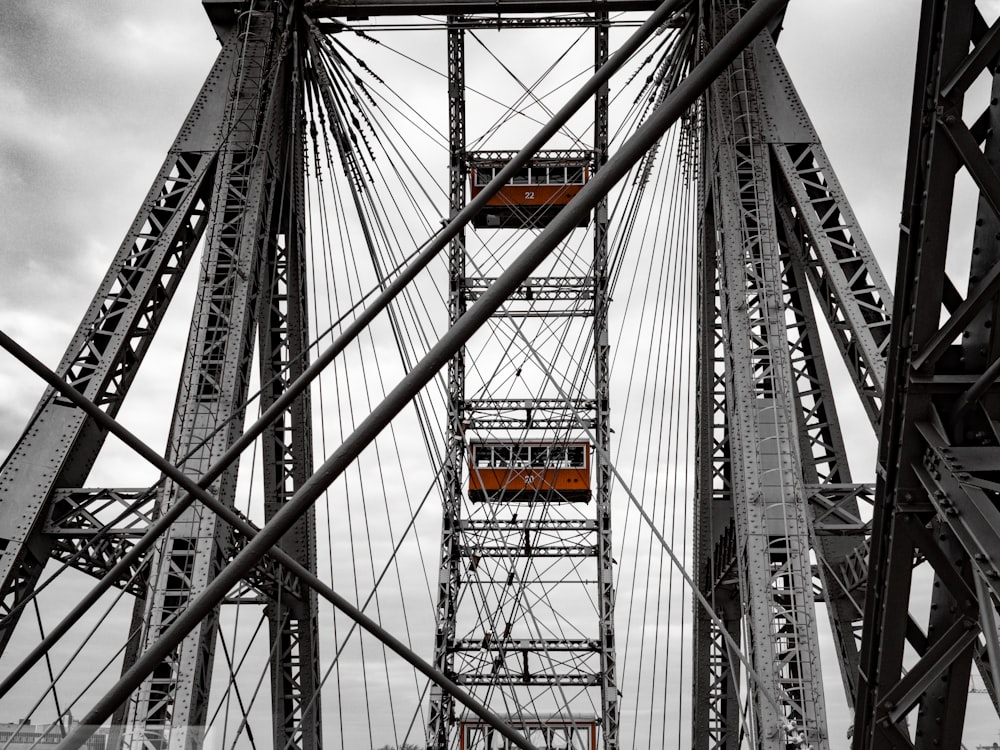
left=427, top=18, right=468, bottom=750
left=121, top=11, right=285, bottom=748
left=693, top=189, right=742, bottom=750
left=259, top=26, right=323, bottom=749
left=593, top=12, right=619, bottom=750
left=702, top=4, right=829, bottom=745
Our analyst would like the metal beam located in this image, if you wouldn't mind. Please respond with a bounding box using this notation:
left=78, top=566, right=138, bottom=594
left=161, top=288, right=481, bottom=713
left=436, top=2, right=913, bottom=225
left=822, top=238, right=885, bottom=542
left=307, top=0, right=664, bottom=17
left=256, top=24, right=322, bottom=746
left=122, top=11, right=284, bottom=737
left=853, top=1, right=1000, bottom=747
left=702, top=4, right=829, bottom=743
left=693, top=169, right=742, bottom=750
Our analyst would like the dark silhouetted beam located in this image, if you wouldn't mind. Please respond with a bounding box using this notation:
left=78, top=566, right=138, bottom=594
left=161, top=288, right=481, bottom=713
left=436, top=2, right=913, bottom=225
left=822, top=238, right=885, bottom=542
left=306, top=0, right=665, bottom=17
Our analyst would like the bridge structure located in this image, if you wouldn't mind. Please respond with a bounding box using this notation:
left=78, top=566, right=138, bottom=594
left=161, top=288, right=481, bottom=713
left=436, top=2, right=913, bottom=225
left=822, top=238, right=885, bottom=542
left=0, top=1, right=999, bottom=749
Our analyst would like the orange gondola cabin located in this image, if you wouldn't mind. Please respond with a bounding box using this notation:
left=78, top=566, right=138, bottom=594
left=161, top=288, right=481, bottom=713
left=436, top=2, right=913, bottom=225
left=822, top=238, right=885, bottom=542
left=468, top=441, right=591, bottom=503
left=468, top=150, right=593, bottom=229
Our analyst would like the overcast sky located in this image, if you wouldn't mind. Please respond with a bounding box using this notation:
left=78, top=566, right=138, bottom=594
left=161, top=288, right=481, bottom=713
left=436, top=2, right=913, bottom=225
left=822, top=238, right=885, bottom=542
left=0, top=0, right=920, bottom=461
left=2, top=2, right=999, bottom=748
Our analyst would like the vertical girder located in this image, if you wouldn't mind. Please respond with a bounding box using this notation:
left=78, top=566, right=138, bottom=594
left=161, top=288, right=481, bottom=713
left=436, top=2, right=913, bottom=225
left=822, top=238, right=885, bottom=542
left=853, top=2, right=1000, bottom=748
left=701, top=4, right=835, bottom=746
left=592, top=12, right=620, bottom=750
left=694, top=5, right=899, bottom=745
left=258, top=25, right=323, bottom=750
left=122, top=10, right=290, bottom=746
left=426, top=20, right=468, bottom=750
left=0, top=7, right=324, bottom=745
left=694, top=182, right=742, bottom=750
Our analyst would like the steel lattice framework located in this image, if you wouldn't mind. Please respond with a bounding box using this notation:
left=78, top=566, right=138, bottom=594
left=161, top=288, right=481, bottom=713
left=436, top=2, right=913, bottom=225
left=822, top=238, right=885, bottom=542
left=692, top=2, right=893, bottom=747
left=1, top=1, right=999, bottom=750
left=425, top=14, right=619, bottom=750
left=853, top=1, right=1000, bottom=747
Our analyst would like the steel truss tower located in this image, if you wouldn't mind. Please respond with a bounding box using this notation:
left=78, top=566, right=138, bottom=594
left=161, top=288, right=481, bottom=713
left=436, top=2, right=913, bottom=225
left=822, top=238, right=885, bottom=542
left=693, top=1, right=892, bottom=748
left=426, top=13, right=619, bottom=750
left=0, top=6, right=322, bottom=749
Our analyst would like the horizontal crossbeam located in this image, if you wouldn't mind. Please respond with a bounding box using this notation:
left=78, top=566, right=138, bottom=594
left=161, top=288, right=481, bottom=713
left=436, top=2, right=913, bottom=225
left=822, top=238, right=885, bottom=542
left=465, top=398, right=597, bottom=430
left=804, top=483, right=874, bottom=536
left=461, top=544, right=597, bottom=557
left=308, top=0, right=663, bottom=17
left=459, top=518, right=598, bottom=531
left=463, top=277, right=595, bottom=302
left=453, top=638, right=600, bottom=651
left=39, top=487, right=306, bottom=605
left=454, top=673, right=602, bottom=686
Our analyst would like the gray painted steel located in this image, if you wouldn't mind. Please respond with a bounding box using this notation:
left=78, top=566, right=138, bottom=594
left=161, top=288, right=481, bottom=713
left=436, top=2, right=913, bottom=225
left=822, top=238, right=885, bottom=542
left=11, top=0, right=965, bottom=748
left=853, top=2, right=1000, bottom=748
